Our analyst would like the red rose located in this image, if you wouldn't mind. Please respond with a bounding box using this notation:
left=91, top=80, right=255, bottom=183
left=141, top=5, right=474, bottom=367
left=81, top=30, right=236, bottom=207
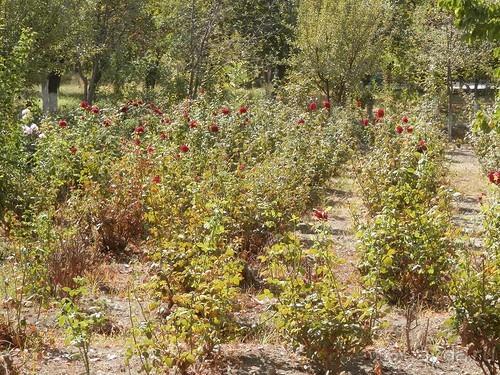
left=356, top=101, right=362, bottom=107
left=147, top=146, right=155, bottom=152
left=324, top=101, right=331, bottom=109
left=210, top=124, right=219, bottom=132
left=309, top=102, right=317, bottom=111
left=154, top=108, right=163, bottom=115
left=91, top=107, right=99, bottom=114
left=376, top=108, right=384, bottom=118
left=416, top=140, right=427, bottom=152
left=199, top=89, right=206, bottom=95
left=488, top=171, right=500, bottom=185
left=59, top=120, right=67, bottom=127
left=103, top=119, right=111, bottom=126
left=402, top=116, right=409, bottom=123
left=313, top=208, right=328, bottom=220
left=189, top=120, right=197, bottom=128
left=239, top=106, right=247, bottom=114
left=405, top=126, right=413, bottom=133
left=120, top=106, right=128, bottom=113
left=70, top=146, right=77, bottom=153
left=180, top=144, right=189, bottom=153
left=135, top=138, right=141, bottom=146
left=298, top=118, right=305, bottom=125
left=80, top=101, right=88, bottom=108
left=160, top=132, right=167, bottom=139
left=363, top=118, right=369, bottom=126
left=221, top=108, right=230, bottom=115
left=395, top=125, right=403, bottom=134
left=135, top=125, right=144, bottom=133
left=152, top=175, right=161, bottom=183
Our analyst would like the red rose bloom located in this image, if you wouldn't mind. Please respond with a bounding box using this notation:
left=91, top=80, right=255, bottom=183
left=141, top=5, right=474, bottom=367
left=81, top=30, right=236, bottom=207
left=324, top=101, right=331, bottom=109
left=91, top=107, right=99, bottom=114
left=135, top=125, right=145, bottom=134
left=160, top=132, right=167, bottom=139
left=70, top=147, right=77, bottom=153
left=180, top=144, right=189, bottom=153
left=189, top=120, right=197, bottom=128
left=80, top=101, right=88, bottom=108
left=152, top=175, right=161, bottom=183
left=221, top=108, right=230, bottom=115
left=147, top=146, right=155, bottom=152
left=402, top=116, right=409, bottom=123
left=309, top=102, right=317, bottom=111
left=210, top=124, right=219, bottom=132
left=120, top=106, right=128, bottom=113
left=488, top=171, right=500, bottom=185
left=298, top=118, right=305, bottom=125
left=59, top=120, right=67, bottom=127
left=405, top=126, right=413, bottom=133
left=416, top=140, right=427, bottom=152
left=363, top=118, right=369, bottom=126
left=135, top=138, right=141, bottom=146
left=376, top=108, right=384, bottom=118
left=239, top=106, right=247, bottom=114
left=356, top=101, right=362, bottom=107
left=395, top=125, right=403, bottom=134
left=314, top=208, right=328, bottom=220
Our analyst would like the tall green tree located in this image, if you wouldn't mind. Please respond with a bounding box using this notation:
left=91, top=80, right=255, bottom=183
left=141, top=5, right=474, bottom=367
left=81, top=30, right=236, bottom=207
left=2, top=0, right=79, bottom=113
left=149, top=0, right=233, bottom=99
left=227, top=0, right=297, bottom=86
left=0, top=23, right=32, bottom=222
left=292, top=0, right=386, bottom=104
left=74, top=0, right=151, bottom=105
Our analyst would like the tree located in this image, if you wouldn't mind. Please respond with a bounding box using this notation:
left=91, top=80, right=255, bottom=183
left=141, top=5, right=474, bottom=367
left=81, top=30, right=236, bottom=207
left=0, top=23, right=33, bottom=222
left=227, top=0, right=298, bottom=87
left=148, top=0, right=234, bottom=99
left=439, top=0, right=500, bottom=132
left=74, top=0, right=151, bottom=105
left=292, top=0, right=386, bottom=104
left=2, top=0, right=79, bottom=113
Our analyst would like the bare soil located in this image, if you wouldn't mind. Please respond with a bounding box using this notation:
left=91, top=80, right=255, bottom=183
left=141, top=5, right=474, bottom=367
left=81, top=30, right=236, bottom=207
left=1, top=144, right=491, bottom=375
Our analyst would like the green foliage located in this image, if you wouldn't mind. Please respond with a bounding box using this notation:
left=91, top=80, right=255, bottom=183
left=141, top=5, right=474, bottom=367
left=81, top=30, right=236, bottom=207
left=438, top=0, right=500, bottom=43
left=58, top=278, right=107, bottom=375
left=0, top=26, right=33, bottom=222
left=450, top=191, right=499, bottom=375
left=262, top=226, right=379, bottom=374
left=292, top=0, right=386, bottom=104
left=128, top=204, right=243, bottom=374
left=354, top=111, right=458, bottom=305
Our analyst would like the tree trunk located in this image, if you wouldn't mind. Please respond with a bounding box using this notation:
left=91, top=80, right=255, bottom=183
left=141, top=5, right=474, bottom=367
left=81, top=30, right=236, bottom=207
left=41, top=72, right=61, bottom=114
left=87, top=59, right=100, bottom=106
left=76, top=60, right=89, bottom=103
left=473, top=69, right=480, bottom=114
